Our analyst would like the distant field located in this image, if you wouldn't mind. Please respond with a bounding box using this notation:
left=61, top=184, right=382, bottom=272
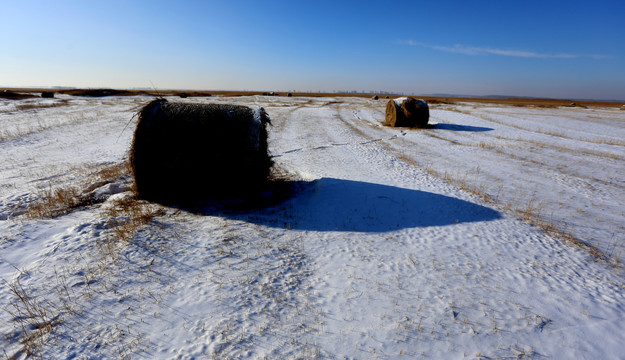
left=2, top=87, right=624, bottom=109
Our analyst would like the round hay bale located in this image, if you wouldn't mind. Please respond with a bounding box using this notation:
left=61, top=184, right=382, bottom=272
left=372, top=95, right=379, bottom=100
left=620, top=105, right=625, bottom=110
left=179, top=92, right=188, bottom=98
left=41, top=91, right=54, bottom=98
left=130, top=99, right=273, bottom=203
left=287, top=93, right=293, bottom=97
left=385, top=97, right=429, bottom=128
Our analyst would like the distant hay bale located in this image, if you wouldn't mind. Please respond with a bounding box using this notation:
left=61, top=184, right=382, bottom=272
left=287, top=93, right=293, bottom=97
left=41, top=91, right=54, bottom=98
left=620, top=105, right=625, bottom=111
left=179, top=92, right=188, bottom=98
left=130, top=99, right=273, bottom=203
left=385, top=95, right=390, bottom=99
left=385, top=97, right=429, bottom=128
left=372, top=95, right=379, bottom=100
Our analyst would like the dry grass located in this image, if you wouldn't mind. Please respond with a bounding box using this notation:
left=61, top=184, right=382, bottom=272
left=24, top=186, right=90, bottom=219
left=395, top=149, right=617, bottom=265
left=3, top=161, right=163, bottom=358
left=23, top=162, right=132, bottom=219
left=3, top=279, right=60, bottom=358
left=0, top=90, right=37, bottom=100
left=0, top=100, right=70, bottom=115
left=102, top=195, right=165, bottom=243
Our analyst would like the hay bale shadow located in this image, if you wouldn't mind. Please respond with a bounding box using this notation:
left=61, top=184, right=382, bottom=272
left=195, top=177, right=503, bottom=232
left=429, top=123, right=494, bottom=132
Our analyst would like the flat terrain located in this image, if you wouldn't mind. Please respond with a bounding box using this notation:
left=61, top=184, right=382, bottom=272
left=3, top=87, right=624, bottom=108
left=1, top=93, right=624, bottom=359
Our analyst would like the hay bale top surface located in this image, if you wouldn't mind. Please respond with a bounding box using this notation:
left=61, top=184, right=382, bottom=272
left=393, top=97, right=410, bottom=106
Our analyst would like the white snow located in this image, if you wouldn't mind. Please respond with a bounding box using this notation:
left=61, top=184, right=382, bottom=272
left=393, top=97, right=409, bottom=106
left=249, top=105, right=264, bottom=151
left=1, top=95, right=625, bottom=359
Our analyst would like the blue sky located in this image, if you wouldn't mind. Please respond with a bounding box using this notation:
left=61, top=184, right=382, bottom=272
left=2, top=0, right=624, bottom=100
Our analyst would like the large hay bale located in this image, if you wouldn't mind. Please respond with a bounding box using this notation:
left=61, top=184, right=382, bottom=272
left=41, top=91, right=54, bottom=98
left=385, top=97, right=429, bottom=128
left=620, top=105, right=625, bottom=111
left=130, top=99, right=273, bottom=203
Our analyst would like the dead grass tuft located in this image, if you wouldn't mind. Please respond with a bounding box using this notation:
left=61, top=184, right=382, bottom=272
left=102, top=195, right=165, bottom=243
left=23, top=162, right=132, bottom=219
left=24, top=186, right=91, bottom=219
left=4, top=279, right=60, bottom=358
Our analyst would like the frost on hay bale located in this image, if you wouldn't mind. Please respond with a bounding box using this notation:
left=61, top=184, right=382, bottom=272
left=385, top=97, right=429, bottom=128
left=41, top=91, right=54, bottom=98
left=130, top=99, right=273, bottom=203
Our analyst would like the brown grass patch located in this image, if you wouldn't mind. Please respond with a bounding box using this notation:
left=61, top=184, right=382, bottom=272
left=102, top=195, right=165, bottom=243
left=23, top=162, right=132, bottom=219
left=0, top=90, right=37, bottom=100
left=4, top=279, right=61, bottom=358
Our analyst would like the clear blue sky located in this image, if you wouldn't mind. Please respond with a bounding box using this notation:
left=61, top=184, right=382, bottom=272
left=2, top=0, right=624, bottom=100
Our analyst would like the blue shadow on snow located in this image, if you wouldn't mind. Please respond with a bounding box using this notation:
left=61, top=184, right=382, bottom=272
left=430, top=123, right=494, bottom=132
left=199, top=178, right=502, bottom=233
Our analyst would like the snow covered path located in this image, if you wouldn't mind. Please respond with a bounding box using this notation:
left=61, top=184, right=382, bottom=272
left=1, top=95, right=624, bottom=359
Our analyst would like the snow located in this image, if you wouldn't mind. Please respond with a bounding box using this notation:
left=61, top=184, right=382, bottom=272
left=1, top=95, right=625, bottom=359
left=249, top=105, right=264, bottom=151
left=393, top=97, right=409, bottom=106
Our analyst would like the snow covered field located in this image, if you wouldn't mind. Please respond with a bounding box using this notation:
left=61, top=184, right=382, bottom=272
left=1, top=94, right=624, bottom=359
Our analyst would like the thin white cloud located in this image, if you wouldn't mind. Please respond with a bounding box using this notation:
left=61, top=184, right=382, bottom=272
left=397, top=40, right=608, bottom=59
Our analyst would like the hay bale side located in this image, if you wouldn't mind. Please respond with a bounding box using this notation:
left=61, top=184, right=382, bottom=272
left=41, top=91, right=54, bottom=98
left=372, top=95, right=379, bottom=100
left=385, top=97, right=429, bottom=128
left=130, top=99, right=273, bottom=202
